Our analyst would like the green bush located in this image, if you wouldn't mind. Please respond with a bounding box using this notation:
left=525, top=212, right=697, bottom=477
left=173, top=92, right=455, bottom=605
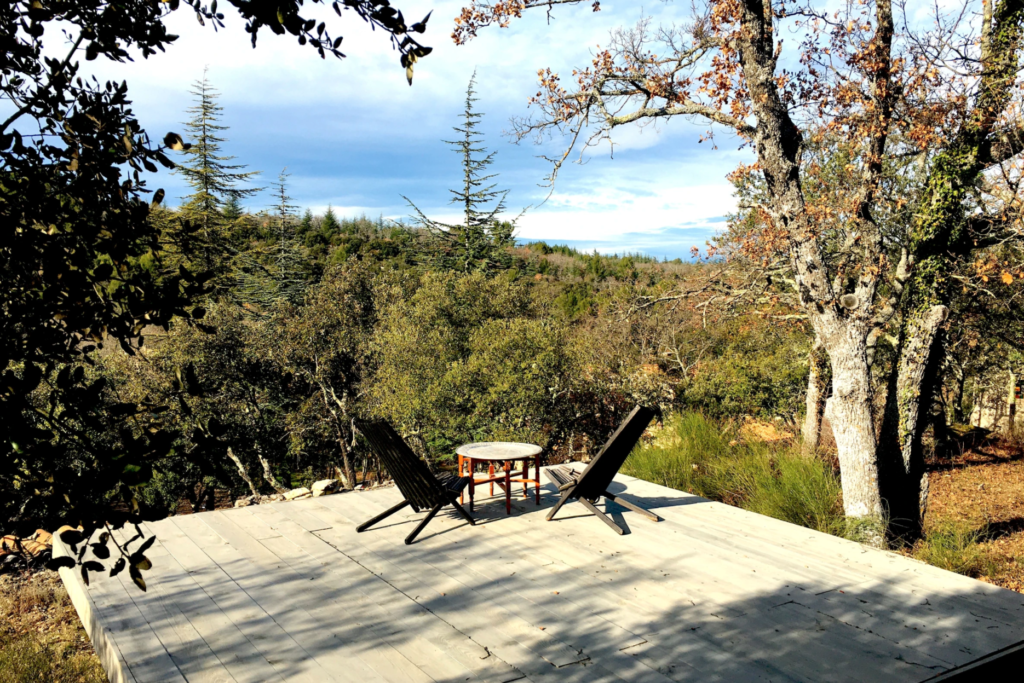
left=623, top=412, right=845, bottom=535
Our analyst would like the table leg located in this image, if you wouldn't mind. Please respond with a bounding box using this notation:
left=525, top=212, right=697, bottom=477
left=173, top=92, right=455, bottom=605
left=469, top=457, right=475, bottom=511
left=504, top=461, right=511, bottom=515
left=535, top=454, right=541, bottom=505
left=459, top=455, right=464, bottom=505
left=489, top=463, right=494, bottom=496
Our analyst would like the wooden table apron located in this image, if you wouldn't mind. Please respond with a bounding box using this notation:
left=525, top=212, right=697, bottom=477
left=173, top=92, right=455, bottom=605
left=455, top=443, right=543, bottom=514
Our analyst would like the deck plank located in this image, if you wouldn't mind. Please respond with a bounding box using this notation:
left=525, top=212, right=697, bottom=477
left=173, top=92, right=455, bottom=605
left=243, top=503, right=523, bottom=683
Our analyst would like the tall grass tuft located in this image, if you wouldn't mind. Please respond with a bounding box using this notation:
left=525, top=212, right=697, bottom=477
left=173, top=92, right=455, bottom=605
left=914, top=522, right=996, bottom=578
left=623, top=412, right=846, bottom=536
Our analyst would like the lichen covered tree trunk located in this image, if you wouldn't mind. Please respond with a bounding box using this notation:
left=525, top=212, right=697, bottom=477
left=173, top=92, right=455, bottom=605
left=879, top=306, right=948, bottom=541
left=822, top=338, right=884, bottom=526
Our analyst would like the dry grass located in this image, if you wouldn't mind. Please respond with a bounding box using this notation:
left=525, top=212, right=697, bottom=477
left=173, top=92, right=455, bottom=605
left=0, top=570, right=107, bottom=683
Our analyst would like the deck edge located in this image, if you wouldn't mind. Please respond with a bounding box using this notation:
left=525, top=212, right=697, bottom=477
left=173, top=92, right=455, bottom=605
left=53, top=536, right=138, bottom=683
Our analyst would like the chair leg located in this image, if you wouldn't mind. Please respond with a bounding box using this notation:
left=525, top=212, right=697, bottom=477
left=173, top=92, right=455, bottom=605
left=357, top=500, right=410, bottom=532
left=579, top=497, right=625, bottom=535
left=451, top=500, right=476, bottom=526
left=405, top=503, right=443, bottom=544
left=604, top=491, right=660, bottom=522
left=546, top=488, right=574, bottom=521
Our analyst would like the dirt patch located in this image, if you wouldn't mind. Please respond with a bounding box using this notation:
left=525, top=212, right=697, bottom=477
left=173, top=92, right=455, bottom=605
left=739, top=418, right=794, bottom=444
left=925, top=438, right=1024, bottom=592
left=0, top=570, right=108, bottom=682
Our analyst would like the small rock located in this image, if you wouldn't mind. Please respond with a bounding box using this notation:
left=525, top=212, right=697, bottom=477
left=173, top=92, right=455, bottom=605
left=266, top=494, right=286, bottom=503
left=311, top=479, right=340, bottom=497
left=284, top=487, right=312, bottom=501
left=234, top=498, right=252, bottom=508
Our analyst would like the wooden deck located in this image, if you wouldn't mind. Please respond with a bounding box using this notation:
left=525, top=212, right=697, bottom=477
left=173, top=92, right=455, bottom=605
left=57, top=465, right=1024, bottom=683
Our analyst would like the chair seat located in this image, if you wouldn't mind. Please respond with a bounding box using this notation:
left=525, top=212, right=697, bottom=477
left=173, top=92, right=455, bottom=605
left=437, top=472, right=473, bottom=495
left=544, top=466, right=579, bottom=491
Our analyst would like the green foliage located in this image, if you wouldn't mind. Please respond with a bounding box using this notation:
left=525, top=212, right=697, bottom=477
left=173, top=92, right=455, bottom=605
left=0, top=0, right=433, bottom=548
left=680, top=322, right=809, bottom=419
left=322, top=205, right=341, bottom=234
left=369, top=271, right=572, bottom=456
left=623, top=412, right=845, bottom=535
left=555, top=282, right=596, bottom=319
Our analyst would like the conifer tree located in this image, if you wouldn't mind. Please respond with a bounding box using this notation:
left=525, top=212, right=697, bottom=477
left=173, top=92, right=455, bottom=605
left=322, top=205, right=341, bottom=235
left=222, top=196, right=244, bottom=222
left=406, top=71, right=518, bottom=272
left=175, top=69, right=261, bottom=276
left=299, top=208, right=315, bottom=235
left=232, top=171, right=308, bottom=309
left=271, top=170, right=309, bottom=305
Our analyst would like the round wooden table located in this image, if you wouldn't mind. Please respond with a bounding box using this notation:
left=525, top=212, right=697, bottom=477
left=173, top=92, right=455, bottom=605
left=456, top=442, right=543, bottom=515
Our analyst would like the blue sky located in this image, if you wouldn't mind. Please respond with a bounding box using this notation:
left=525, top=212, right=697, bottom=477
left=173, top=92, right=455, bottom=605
left=81, top=1, right=754, bottom=260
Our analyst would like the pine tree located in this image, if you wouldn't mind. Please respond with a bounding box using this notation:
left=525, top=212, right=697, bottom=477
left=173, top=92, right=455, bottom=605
left=406, top=71, right=518, bottom=272
left=231, top=171, right=308, bottom=309
left=271, top=170, right=308, bottom=305
left=175, top=69, right=261, bottom=277
left=299, top=208, right=315, bottom=235
left=322, top=205, right=341, bottom=236
left=222, top=196, right=244, bottom=221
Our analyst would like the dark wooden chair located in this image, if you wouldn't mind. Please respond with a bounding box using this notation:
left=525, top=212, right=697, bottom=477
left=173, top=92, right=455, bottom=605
left=354, top=420, right=475, bottom=544
left=544, top=405, right=660, bottom=535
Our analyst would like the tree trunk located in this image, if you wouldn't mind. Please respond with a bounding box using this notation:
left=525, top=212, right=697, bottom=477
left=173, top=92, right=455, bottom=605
left=317, top=383, right=356, bottom=490
left=930, top=394, right=949, bottom=460
left=802, top=336, right=831, bottom=455
left=1008, top=370, right=1018, bottom=434
left=227, top=447, right=260, bottom=499
left=254, top=444, right=289, bottom=493
left=952, top=365, right=967, bottom=424
left=879, top=305, right=948, bottom=543
left=821, top=339, right=884, bottom=528
left=335, top=435, right=356, bottom=491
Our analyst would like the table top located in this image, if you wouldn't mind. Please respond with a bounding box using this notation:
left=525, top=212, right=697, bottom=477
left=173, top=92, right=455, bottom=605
left=456, top=442, right=543, bottom=460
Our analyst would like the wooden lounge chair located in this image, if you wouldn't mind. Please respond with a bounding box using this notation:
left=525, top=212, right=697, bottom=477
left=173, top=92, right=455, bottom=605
left=354, top=420, right=475, bottom=544
left=545, top=405, right=660, bottom=534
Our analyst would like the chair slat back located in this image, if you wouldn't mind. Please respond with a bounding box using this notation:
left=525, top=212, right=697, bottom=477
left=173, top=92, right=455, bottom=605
left=572, top=405, right=656, bottom=500
left=356, top=420, right=445, bottom=510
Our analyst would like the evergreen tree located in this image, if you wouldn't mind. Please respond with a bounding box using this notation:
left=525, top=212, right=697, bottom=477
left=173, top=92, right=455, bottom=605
left=271, top=170, right=309, bottom=305
left=322, top=205, right=341, bottom=235
left=299, top=208, right=315, bottom=235
left=222, top=196, right=244, bottom=221
left=406, top=71, right=518, bottom=272
left=175, top=69, right=261, bottom=276
left=232, top=171, right=308, bottom=309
